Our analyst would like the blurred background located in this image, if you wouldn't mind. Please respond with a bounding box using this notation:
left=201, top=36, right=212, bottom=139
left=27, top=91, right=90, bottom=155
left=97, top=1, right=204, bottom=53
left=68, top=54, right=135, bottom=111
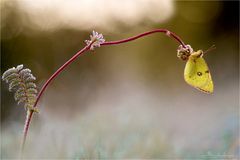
left=1, top=0, right=239, bottom=159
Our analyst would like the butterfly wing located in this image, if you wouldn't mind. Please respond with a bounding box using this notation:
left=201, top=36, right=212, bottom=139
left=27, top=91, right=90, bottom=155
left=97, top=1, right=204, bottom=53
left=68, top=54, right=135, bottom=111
left=184, top=54, right=214, bottom=93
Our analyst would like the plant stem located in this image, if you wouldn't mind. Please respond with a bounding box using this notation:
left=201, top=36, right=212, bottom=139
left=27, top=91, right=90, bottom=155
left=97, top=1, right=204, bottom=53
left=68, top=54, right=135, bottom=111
left=21, top=29, right=186, bottom=153
left=102, top=29, right=186, bottom=47
left=21, top=44, right=92, bottom=153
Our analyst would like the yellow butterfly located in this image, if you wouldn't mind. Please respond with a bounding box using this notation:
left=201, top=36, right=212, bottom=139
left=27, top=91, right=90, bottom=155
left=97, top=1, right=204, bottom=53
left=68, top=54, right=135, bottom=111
left=178, top=45, right=215, bottom=94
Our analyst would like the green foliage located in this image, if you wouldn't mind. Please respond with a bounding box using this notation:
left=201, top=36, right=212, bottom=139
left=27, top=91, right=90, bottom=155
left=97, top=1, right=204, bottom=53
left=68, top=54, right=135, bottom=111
left=2, top=64, right=38, bottom=112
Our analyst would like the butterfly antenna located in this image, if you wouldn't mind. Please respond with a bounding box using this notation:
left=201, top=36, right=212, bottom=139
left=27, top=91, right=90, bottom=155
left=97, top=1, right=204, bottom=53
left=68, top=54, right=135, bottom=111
left=203, top=45, right=216, bottom=55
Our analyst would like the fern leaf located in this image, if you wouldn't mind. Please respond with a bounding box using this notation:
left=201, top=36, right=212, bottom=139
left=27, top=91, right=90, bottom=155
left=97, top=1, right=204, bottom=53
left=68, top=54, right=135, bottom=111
left=14, top=91, right=26, bottom=101
left=9, top=80, right=23, bottom=91
left=25, top=76, right=36, bottom=82
left=26, top=82, right=37, bottom=89
left=26, top=88, right=38, bottom=94
left=3, top=73, right=20, bottom=83
left=17, top=97, right=27, bottom=105
left=2, top=64, right=38, bottom=112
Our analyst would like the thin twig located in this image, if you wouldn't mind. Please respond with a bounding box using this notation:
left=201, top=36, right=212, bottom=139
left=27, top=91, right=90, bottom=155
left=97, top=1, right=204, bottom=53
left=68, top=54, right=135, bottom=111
left=21, top=29, right=186, bottom=154
left=21, top=44, right=92, bottom=153
left=102, top=29, right=186, bottom=47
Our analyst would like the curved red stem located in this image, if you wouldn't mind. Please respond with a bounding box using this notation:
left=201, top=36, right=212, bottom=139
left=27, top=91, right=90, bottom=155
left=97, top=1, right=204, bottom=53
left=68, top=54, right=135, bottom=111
left=102, top=29, right=186, bottom=47
left=21, top=29, right=186, bottom=153
left=21, top=44, right=91, bottom=153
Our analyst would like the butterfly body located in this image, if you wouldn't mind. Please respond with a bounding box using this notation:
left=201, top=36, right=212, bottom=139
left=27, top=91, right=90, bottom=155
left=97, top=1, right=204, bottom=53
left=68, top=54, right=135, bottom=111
left=183, top=50, right=214, bottom=93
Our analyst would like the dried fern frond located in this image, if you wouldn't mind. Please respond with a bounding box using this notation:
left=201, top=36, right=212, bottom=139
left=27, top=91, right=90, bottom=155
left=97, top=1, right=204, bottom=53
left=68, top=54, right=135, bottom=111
left=2, top=64, right=39, bottom=112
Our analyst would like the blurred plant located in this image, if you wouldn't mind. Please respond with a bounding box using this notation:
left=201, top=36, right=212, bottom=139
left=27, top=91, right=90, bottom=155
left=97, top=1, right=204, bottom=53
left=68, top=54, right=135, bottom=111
left=2, top=29, right=214, bottom=157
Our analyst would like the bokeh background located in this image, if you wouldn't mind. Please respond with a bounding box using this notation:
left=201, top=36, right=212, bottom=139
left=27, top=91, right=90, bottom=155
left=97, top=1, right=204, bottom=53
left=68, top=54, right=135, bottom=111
left=1, top=0, right=239, bottom=159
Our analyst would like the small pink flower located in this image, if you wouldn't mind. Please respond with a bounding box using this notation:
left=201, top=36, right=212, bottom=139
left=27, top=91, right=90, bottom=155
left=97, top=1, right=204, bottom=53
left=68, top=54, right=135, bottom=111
left=85, top=31, right=105, bottom=50
left=177, top=44, right=193, bottom=54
